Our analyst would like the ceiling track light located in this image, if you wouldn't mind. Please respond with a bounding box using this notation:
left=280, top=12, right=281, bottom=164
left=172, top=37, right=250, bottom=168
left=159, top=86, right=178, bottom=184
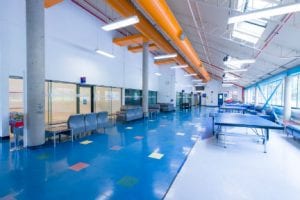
left=224, top=69, right=248, bottom=73
left=95, top=49, right=115, bottom=58
left=170, top=64, right=188, bottom=69
left=222, top=83, right=233, bottom=87
left=184, top=73, right=197, bottom=77
left=154, top=53, right=177, bottom=60
left=102, top=15, right=139, bottom=31
left=192, top=79, right=203, bottom=82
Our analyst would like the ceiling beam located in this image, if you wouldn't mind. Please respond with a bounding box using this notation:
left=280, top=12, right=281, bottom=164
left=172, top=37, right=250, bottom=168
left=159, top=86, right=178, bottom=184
left=113, top=34, right=148, bottom=46
left=154, top=58, right=176, bottom=65
left=128, top=44, right=159, bottom=53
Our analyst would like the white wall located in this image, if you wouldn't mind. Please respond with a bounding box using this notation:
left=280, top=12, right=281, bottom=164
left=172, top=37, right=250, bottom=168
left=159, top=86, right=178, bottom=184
left=201, top=79, right=222, bottom=106
left=175, top=69, right=194, bottom=93
left=0, top=0, right=161, bottom=137
left=200, top=79, right=243, bottom=106
left=157, top=66, right=195, bottom=104
left=157, top=66, right=176, bottom=103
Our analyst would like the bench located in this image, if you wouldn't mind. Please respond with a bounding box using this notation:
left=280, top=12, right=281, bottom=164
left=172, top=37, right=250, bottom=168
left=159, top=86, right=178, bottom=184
left=67, top=112, right=110, bottom=141
left=159, top=103, right=175, bottom=112
left=117, top=106, right=144, bottom=122
left=286, top=110, right=300, bottom=139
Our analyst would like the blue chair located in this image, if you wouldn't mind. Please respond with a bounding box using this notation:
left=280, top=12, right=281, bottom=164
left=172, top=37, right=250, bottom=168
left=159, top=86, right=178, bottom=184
left=97, top=112, right=110, bottom=131
left=85, top=113, right=97, bottom=133
left=67, top=114, right=85, bottom=141
left=286, top=110, right=300, bottom=139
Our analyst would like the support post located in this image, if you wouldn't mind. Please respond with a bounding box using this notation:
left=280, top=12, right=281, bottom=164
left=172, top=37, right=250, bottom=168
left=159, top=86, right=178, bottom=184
left=0, top=45, right=9, bottom=138
left=284, top=75, right=292, bottom=121
left=26, top=0, right=45, bottom=147
left=142, top=42, right=149, bottom=118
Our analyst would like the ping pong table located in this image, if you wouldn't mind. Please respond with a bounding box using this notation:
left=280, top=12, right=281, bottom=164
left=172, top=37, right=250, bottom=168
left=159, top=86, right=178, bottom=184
left=211, top=113, right=283, bottom=153
left=219, top=106, right=247, bottom=114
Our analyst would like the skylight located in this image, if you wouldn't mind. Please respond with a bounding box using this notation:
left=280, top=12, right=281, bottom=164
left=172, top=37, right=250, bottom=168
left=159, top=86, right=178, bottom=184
left=231, top=0, right=280, bottom=44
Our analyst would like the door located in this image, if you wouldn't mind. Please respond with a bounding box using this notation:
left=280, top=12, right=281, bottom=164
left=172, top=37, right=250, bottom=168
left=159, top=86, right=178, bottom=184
left=78, top=86, right=92, bottom=114
left=218, top=93, right=224, bottom=106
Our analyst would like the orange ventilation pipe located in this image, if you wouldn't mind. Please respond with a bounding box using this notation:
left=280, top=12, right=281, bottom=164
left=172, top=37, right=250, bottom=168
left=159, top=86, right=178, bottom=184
left=135, top=0, right=210, bottom=81
left=44, top=0, right=63, bottom=8
left=105, top=0, right=203, bottom=80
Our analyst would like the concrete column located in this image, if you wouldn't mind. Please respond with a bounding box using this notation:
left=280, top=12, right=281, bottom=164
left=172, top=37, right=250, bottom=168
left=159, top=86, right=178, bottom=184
left=284, top=76, right=292, bottom=121
left=0, top=42, right=9, bottom=138
left=142, top=42, right=149, bottom=117
left=26, top=0, right=45, bottom=147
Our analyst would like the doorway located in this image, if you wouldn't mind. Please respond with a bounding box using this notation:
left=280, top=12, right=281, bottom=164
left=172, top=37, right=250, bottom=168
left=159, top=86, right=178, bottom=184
left=77, top=85, right=93, bottom=114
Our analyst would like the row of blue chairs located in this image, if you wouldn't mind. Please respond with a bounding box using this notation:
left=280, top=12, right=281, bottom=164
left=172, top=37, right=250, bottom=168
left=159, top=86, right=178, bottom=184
left=67, top=112, right=110, bottom=141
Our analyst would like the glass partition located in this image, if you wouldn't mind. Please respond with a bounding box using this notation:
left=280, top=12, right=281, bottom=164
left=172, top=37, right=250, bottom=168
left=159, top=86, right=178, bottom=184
left=49, top=82, right=77, bottom=124
left=291, top=75, right=299, bottom=108
left=148, top=91, right=157, bottom=105
left=95, top=86, right=122, bottom=114
left=95, top=86, right=112, bottom=114
left=111, top=88, right=122, bottom=114
left=9, top=78, right=24, bottom=113
left=125, top=89, right=142, bottom=106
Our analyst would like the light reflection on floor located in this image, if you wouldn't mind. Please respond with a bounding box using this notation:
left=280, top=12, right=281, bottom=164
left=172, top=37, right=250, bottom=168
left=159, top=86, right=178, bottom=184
left=0, top=107, right=216, bottom=199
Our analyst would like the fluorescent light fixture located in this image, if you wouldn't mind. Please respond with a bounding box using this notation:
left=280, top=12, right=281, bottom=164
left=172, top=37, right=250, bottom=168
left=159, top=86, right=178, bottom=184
left=102, top=16, right=139, bottom=31
left=222, top=83, right=233, bottom=87
left=154, top=72, right=162, bottom=76
left=95, top=49, right=115, bottom=58
left=192, top=79, right=203, bottom=82
left=154, top=53, right=177, bottom=60
left=223, top=78, right=239, bottom=81
left=224, top=68, right=248, bottom=73
left=228, top=3, right=300, bottom=24
left=170, top=65, right=188, bottom=69
left=222, top=79, right=238, bottom=83
left=184, top=73, right=197, bottom=77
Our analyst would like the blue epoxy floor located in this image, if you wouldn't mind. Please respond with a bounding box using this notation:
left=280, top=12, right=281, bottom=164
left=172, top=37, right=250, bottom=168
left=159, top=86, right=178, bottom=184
left=0, top=107, right=215, bottom=200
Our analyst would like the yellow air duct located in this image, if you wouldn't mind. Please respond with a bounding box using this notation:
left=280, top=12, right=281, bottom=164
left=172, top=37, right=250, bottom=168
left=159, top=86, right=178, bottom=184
left=135, top=0, right=210, bottom=81
left=105, top=0, right=205, bottom=80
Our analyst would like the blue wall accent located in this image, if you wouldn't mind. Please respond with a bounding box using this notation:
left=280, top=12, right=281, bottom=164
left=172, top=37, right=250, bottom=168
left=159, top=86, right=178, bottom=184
left=245, top=65, right=300, bottom=90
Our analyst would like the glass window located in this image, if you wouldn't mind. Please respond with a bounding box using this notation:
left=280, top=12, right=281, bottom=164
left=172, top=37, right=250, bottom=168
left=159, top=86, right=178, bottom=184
left=94, top=87, right=122, bottom=114
left=291, top=75, right=299, bottom=108
left=49, top=82, right=77, bottom=124
left=9, top=78, right=24, bottom=113
left=111, top=88, right=122, bottom=114
left=148, top=91, right=157, bottom=105
left=95, top=86, right=112, bottom=114
left=125, top=89, right=142, bottom=106
left=176, top=92, right=182, bottom=106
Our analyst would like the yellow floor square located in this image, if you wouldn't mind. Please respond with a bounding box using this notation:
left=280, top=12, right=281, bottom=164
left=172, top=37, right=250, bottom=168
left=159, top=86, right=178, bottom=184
left=176, top=132, right=185, bottom=136
left=148, top=152, right=164, bottom=160
left=80, top=140, right=93, bottom=145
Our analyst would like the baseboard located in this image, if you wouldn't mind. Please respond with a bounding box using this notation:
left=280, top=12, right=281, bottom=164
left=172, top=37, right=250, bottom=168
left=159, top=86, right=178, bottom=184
left=0, top=136, right=10, bottom=141
left=27, top=143, right=46, bottom=150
